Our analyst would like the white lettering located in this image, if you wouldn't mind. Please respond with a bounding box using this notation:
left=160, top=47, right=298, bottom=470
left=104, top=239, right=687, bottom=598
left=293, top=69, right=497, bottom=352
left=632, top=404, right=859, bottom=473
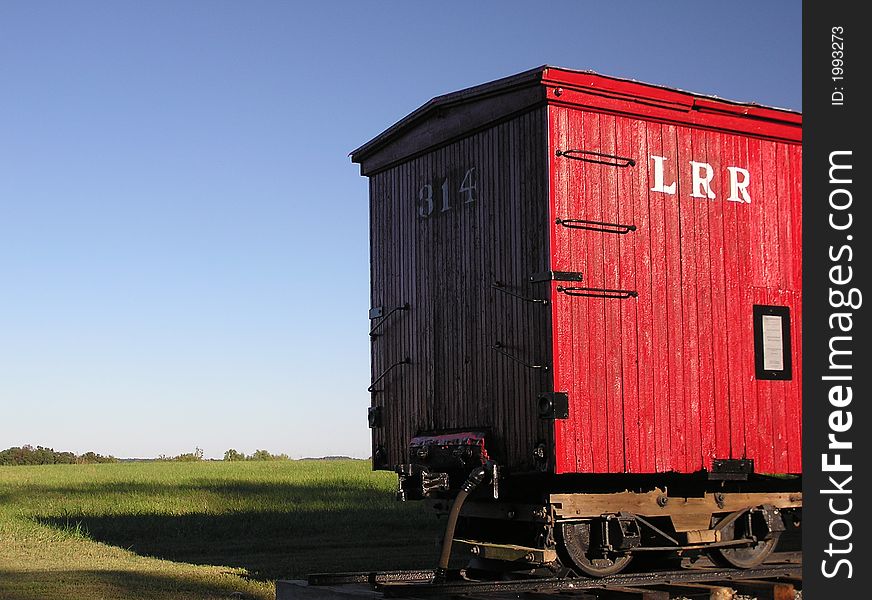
left=649, top=155, right=676, bottom=195
left=647, top=155, right=754, bottom=203
left=822, top=453, right=852, bottom=472
left=690, top=161, right=716, bottom=199
left=830, top=519, right=853, bottom=541
left=822, top=558, right=853, bottom=578
left=727, top=167, right=752, bottom=203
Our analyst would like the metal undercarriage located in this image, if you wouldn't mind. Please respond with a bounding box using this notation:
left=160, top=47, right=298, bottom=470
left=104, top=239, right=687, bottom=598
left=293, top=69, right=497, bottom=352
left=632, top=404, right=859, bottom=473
left=435, top=489, right=801, bottom=576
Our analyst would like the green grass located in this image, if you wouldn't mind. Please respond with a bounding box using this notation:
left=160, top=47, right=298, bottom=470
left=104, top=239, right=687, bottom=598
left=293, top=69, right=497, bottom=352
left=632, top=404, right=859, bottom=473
left=0, top=460, right=443, bottom=600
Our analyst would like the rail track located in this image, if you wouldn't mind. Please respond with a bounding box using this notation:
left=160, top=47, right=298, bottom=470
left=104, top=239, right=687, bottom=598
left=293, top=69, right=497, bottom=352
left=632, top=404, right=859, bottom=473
left=296, top=553, right=801, bottom=600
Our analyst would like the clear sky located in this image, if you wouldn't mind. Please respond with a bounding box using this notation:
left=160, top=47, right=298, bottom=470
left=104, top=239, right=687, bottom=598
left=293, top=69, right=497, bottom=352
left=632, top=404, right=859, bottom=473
left=1, top=1, right=800, bottom=459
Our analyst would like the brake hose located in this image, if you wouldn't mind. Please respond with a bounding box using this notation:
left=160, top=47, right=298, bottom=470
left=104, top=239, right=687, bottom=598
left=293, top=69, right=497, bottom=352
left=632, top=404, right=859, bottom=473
left=436, top=461, right=495, bottom=578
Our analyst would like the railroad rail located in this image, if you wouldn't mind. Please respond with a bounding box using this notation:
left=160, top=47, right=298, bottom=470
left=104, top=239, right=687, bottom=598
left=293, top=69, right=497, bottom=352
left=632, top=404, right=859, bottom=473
left=297, top=556, right=801, bottom=600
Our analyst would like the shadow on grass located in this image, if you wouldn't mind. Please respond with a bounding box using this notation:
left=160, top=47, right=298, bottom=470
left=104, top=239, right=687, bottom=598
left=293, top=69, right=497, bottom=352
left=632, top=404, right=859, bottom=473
left=34, top=481, right=444, bottom=580
left=0, top=569, right=270, bottom=600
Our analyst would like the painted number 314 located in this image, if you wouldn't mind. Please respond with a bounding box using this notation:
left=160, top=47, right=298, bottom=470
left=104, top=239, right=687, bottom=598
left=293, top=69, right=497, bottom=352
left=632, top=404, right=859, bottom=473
left=418, top=167, right=477, bottom=218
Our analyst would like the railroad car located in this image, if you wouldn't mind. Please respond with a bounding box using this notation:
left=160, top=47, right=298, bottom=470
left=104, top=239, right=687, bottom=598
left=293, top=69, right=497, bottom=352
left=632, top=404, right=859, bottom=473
left=351, top=66, right=802, bottom=576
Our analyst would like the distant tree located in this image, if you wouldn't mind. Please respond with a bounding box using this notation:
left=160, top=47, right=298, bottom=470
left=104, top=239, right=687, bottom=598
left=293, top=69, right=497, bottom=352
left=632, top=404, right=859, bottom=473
left=248, top=449, right=290, bottom=461
left=172, top=447, right=205, bottom=462
left=223, top=449, right=244, bottom=461
left=0, top=445, right=117, bottom=466
left=249, top=449, right=273, bottom=461
left=78, top=451, right=116, bottom=464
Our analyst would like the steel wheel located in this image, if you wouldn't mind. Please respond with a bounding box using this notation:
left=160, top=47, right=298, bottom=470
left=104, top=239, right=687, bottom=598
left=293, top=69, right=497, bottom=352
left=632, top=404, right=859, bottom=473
left=558, top=521, right=633, bottom=577
left=709, top=512, right=781, bottom=568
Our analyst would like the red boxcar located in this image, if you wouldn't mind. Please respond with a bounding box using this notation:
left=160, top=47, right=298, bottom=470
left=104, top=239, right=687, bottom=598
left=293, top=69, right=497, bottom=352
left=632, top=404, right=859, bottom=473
left=353, top=66, right=801, bottom=479
left=353, top=66, right=801, bottom=575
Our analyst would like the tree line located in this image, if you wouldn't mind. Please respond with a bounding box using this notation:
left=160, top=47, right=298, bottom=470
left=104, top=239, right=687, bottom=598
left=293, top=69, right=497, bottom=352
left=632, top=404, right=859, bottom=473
left=156, top=448, right=290, bottom=461
left=0, top=445, right=118, bottom=466
left=0, top=445, right=328, bottom=465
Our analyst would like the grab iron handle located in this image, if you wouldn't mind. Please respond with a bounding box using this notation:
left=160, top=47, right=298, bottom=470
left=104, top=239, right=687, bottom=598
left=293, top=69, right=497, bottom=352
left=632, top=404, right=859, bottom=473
left=556, top=286, right=638, bottom=299
left=492, top=281, right=548, bottom=305
left=368, top=357, right=411, bottom=393
left=555, top=218, right=636, bottom=234
left=492, top=342, right=548, bottom=371
left=555, top=149, right=636, bottom=167
left=369, top=303, right=410, bottom=338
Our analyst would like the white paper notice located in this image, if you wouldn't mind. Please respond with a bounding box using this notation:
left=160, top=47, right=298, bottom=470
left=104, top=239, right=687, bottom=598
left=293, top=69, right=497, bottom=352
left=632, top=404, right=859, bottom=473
left=761, top=315, right=784, bottom=371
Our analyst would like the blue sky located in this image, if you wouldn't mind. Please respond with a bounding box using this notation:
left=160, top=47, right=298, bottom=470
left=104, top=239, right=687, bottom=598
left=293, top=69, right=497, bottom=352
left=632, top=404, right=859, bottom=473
left=0, top=1, right=800, bottom=459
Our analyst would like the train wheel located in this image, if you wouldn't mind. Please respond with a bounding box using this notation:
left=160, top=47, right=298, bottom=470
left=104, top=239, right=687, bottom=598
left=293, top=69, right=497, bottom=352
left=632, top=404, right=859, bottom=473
left=558, top=521, right=632, bottom=577
left=708, top=512, right=781, bottom=568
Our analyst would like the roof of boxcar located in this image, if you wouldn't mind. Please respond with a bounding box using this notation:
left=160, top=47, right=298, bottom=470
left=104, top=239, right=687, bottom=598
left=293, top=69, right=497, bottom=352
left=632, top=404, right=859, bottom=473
left=350, top=65, right=801, bottom=174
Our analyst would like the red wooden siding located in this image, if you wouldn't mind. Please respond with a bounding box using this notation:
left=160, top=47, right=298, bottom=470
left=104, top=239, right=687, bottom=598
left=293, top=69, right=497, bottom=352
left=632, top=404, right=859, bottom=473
left=548, top=106, right=802, bottom=475
left=368, top=108, right=552, bottom=472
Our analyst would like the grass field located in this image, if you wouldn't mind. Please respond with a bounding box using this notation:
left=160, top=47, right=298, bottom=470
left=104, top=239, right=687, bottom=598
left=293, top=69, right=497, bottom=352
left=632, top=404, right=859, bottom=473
left=0, top=460, right=443, bottom=600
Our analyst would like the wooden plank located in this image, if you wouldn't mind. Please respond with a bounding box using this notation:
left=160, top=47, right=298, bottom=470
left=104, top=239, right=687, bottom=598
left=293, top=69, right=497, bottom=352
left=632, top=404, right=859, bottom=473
left=706, top=130, right=730, bottom=465
left=516, top=115, right=528, bottom=464
left=454, top=539, right=558, bottom=564
left=788, top=145, right=803, bottom=289
left=486, top=124, right=505, bottom=461
left=382, top=168, right=396, bottom=464
left=505, top=118, right=519, bottom=460
left=370, top=173, right=385, bottom=465
left=730, top=579, right=795, bottom=600
left=550, top=489, right=802, bottom=518
left=571, top=108, right=591, bottom=473
left=695, top=130, right=717, bottom=469
left=550, top=105, right=576, bottom=473
left=646, top=121, right=671, bottom=473
left=544, top=84, right=801, bottom=144
left=734, top=134, right=758, bottom=465
left=770, top=145, right=792, bottom=474
left=385, top=165, right=399, bottom=463
left=582, top=110, right=609, bottom=473
left=676, top=124, right=700, bottom=472
left=787, top=289, right=803, bottom=474
left=410, top=159, right=420, bottom=447
left=747, top=137, right=765, bottom=289
left=769, top=291, right=790, bottom=473
left=753, top=286, right=775, bottom=474
left=616, top=115, right=640, bottom=472
left=538, top=109, right=556, bottom=465
left=776, top=141, right=795, bottom=290
left=662, top=123, right=685, bottom=472
left=670, top=512, right=714, bottom=532
left=786, top=145, right=803, bottom=474
left=720, top=133, right=744, bottom=461
left=422, top=147, right=436, bottom=433
left=599, top=113, right=626, bottom=473
left=466, top=130, right=478, bottom=440
left=684, top=529, right=720, bottom=544
left=761, top=140, right=781, bottom=289
left=521, top=110, right=542, bottom=468
left=398, top=160, right=410, bottom=445
left=755, top=139, right=777, bottom=474
left=558, top=106, right=596, bottom=473
left=530, top=108, right=553, bottom=468
left=628, top=117, right=654, bottom=473
left=394, top=163, right=407, bottom=460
